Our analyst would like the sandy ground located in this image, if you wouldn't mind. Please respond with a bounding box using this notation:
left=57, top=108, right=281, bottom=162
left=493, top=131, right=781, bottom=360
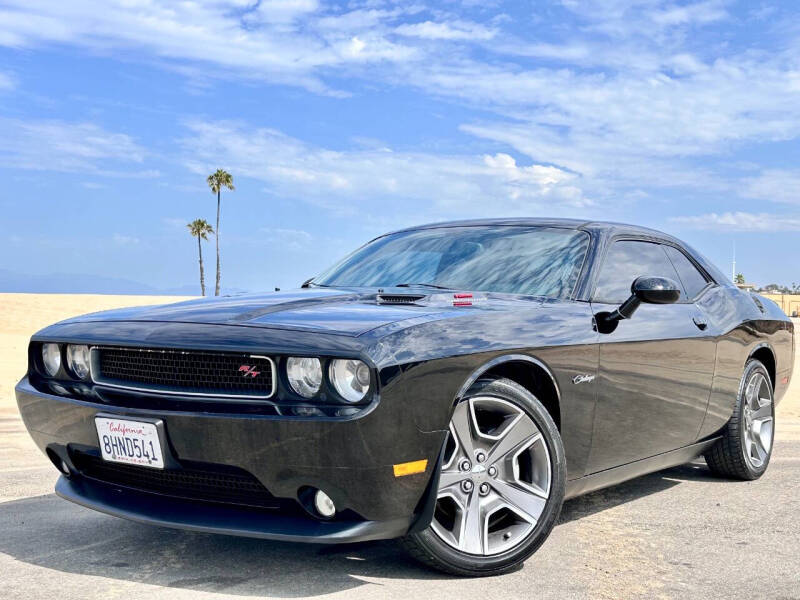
left=0, top=293, right=191, bottom=414
left=0, top=294, right=798, bottom=599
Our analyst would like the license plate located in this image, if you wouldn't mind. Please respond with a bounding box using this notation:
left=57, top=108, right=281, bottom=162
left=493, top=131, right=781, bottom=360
left=95, top=417, right=165, bottom=469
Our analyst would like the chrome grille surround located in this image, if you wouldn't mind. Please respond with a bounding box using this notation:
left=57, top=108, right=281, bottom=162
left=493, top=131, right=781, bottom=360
left=90, top=346, right=277, bottom=400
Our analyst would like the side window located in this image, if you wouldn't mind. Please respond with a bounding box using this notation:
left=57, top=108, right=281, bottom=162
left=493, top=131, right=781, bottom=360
left=593, top=240, right=682, bottom=304
left=664, top=246, right=710, bottom=301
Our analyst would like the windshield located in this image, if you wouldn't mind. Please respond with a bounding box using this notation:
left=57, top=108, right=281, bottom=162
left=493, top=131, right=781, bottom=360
left=314, top=226, right=590, bottom=298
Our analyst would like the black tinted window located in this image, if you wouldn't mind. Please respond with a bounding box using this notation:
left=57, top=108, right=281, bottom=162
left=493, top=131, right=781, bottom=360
left=593, top=241, right=681, bottom=304
left=664, top=246, right=709, bottom=300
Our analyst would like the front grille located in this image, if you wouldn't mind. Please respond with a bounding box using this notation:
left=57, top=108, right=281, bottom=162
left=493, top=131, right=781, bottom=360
left=92, top=347, right=275, bottom=398
left=70, top=451, right=279, bottom=509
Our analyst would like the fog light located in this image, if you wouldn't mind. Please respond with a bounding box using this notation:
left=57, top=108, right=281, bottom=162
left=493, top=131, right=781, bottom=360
left=314, top=489, right=336, bottom=518
left=59, top=460, right=71, bottom=475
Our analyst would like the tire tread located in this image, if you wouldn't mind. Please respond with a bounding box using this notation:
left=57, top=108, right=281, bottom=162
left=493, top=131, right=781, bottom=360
left=704, top=359, right=770, bottom=481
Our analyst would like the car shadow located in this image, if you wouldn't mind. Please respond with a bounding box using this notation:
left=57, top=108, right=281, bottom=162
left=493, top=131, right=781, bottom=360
left=559, top=459, right=730, bottom=523
left=0, top=492, right=450, bottom=597
left=0, top=460, right=726, bottom=596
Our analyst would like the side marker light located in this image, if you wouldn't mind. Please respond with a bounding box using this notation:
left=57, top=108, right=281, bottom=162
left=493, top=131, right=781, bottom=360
left=393, top=459, right=428, bottom=477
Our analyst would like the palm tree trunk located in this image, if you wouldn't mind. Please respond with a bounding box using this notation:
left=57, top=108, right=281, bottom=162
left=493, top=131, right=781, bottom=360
left=197, top=235, right=206, bottom=296
left=215, top=190, right=221, bottom=296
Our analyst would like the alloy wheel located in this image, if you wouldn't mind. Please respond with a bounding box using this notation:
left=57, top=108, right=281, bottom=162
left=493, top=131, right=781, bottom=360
left=431, top=396, right=551, bottom=556
left=742, top=371, right=774, bottom=469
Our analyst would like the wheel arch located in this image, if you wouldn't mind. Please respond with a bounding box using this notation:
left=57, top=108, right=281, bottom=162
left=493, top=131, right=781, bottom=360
left=749, top=343, right=776, bottom=390
left=455, top=354, right=562, bottom=430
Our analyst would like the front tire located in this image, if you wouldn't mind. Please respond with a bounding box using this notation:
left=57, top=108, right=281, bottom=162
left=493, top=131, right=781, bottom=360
left=402, top=378, right=566, bottom=576
left=704, top=359, right=775, bottom=480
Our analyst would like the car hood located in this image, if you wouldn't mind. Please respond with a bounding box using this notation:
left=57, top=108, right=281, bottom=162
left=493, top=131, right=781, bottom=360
left=56, top=288, right=529, bottom=337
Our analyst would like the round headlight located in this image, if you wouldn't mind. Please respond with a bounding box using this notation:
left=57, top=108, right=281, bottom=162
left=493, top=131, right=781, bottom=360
left=329, top=359, right=371, bottom=403
left=67, top=344, right=91, bottom=380
left=41, top=343, right=61, bottom=376
left=286, top=357, right=323, bottom=398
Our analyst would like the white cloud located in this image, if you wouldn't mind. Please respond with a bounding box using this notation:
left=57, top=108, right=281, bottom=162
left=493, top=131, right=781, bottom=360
left=741, top=170, right=800, bottom=205
left=2, top=0, right=799, bottom=214
left=404, top=46, right=800, bottom=196
left=559, top=0, right=729, bottom=37
left=113, top=233, right=140, bottom=245
left=395, top=20, right=496, bottom=41
left=648, top=1, right=729, bottom=27
left=262, top=227, right=313, bottom=241
left=0, top=0, right=419, bottom=93
left=163, top=217, right=190, bottom=229
left=180, top=120, right=589, bottom=218
left=671, top=211, right=800, bottom=232
left=260, top=227, right=314, bottom=250
left=0, top=118, right=145, bottom=173
left=243, top=0, right=320, bottom=25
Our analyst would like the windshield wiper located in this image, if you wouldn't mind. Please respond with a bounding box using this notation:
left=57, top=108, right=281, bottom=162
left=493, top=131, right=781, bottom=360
left=395, top=282, right=452, bottom=290
left=301, top=279, right=330, bottom=288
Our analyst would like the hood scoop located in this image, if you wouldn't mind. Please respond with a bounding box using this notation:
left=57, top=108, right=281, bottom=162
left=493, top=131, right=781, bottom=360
left=376, top=294, right=426, bottom=305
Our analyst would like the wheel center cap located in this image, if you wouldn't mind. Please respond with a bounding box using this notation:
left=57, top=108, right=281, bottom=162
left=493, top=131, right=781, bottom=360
left=470, top=463, right=489, bottom=483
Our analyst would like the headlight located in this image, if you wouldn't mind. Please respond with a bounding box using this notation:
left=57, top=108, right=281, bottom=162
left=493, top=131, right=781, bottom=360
left=329, top=359, right=371, bottom=403
left=286, top=357, right=323, bottom=398
left=67, top=344, right=91, bottom=380
left=41, top=343, right=61, bottom=376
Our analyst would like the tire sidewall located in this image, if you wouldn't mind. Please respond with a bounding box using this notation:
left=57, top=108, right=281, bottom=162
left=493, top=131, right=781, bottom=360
left=412, top=378, right=567, bottom=575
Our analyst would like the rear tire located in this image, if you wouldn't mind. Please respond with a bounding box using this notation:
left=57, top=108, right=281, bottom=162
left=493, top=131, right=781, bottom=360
left=402, top=378, right=566, bottom=576
left=704, top=359, right=775, bottom=480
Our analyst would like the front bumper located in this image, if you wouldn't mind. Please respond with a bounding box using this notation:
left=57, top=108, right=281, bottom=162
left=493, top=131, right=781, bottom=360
left=16, top=377, right=446, bottom=543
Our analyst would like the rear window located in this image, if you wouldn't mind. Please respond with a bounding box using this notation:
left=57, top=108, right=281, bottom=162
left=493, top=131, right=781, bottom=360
left=664, top=246, right=710, bottom=300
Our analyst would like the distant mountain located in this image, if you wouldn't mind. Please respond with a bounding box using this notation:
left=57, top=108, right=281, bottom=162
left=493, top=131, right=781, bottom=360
left=0, top=268, right=247, bottom=296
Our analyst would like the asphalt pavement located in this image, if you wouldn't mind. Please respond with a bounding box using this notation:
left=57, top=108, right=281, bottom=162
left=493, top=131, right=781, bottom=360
left=1, top=409, right=799, bottom=600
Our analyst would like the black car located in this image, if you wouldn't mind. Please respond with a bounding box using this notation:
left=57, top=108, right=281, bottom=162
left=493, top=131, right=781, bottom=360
left=16, top=219, right=793, bottom=576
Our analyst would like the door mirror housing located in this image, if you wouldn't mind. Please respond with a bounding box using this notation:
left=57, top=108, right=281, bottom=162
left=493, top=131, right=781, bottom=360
left=599, top=276, right=681, bottom=332
left=632, top=276, right=682, bottom=305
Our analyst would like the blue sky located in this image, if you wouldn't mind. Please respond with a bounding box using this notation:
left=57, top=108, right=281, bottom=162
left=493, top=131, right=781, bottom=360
left=1, top=0, right=799, bottom=293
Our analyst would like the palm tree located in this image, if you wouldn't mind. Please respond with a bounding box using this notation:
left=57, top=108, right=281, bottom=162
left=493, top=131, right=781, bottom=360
left=206, top=169, right=235, bottom=296
left=187, top=219, right=214, bottom=296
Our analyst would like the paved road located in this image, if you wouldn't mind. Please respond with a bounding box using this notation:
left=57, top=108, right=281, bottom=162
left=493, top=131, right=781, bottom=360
left=2, top=406, right=798, bottom=600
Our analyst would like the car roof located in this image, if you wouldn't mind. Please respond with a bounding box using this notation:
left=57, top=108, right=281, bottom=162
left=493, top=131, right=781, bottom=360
left=387, top=218, right=678, bottom=241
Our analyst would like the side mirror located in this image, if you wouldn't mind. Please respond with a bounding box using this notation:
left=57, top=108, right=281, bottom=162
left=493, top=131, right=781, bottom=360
left=600, top=276, right=681, bottom=331
left=631, top=276, right=682, bottom=305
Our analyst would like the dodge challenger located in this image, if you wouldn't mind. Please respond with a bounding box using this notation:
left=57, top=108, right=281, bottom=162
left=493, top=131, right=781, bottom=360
left=16, top=219, right=793, bottom=576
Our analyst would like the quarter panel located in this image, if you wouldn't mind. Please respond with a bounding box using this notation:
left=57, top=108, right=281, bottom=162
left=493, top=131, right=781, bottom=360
left=697, top=287, right=793, bottom=438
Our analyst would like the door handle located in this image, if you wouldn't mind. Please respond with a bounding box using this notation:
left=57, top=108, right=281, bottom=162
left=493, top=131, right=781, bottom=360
left=693, top=315, right=708, bottom=330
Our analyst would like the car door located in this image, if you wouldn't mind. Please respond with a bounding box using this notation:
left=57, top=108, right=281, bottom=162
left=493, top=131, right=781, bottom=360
left=586, top=239, right=717, bottom=473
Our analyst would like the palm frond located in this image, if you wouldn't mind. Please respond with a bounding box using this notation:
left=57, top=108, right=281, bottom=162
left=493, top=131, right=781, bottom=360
left=187, top=218, right=214, bottom=240
left=207, top=168, right=235, bottom=194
